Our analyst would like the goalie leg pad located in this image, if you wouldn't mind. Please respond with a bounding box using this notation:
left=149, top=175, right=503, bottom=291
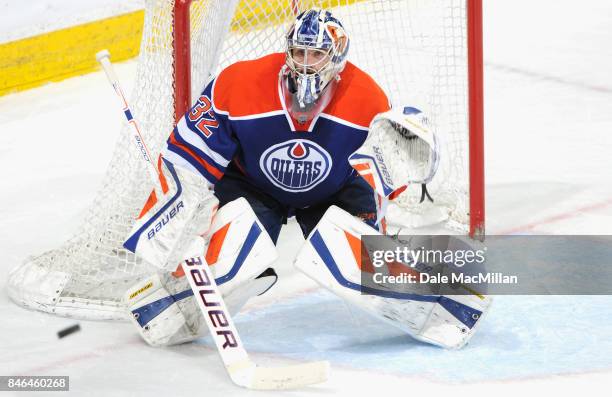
left=125, top=269, right=277, bottom=347
left=125, top=197, right=279, bottom=346
left=293, top=205, right=491, bottom=349
left=125, top=272, right=202, bottom=347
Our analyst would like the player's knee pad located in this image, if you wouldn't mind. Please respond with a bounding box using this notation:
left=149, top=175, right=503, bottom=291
left=124, top=197, right=279, bottom=347
left=293, top=205, right=492, bottom=349
left=196, top=197, right=279, bottom=294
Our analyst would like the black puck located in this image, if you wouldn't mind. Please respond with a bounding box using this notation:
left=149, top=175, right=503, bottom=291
left=57, top=324, right=81, bottom=339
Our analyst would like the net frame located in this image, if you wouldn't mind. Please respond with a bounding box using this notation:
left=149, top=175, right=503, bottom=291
left=7, top=0, right=484, bottom=320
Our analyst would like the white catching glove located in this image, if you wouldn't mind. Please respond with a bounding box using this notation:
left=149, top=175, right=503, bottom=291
left=350, top=106, right=440, bottom=201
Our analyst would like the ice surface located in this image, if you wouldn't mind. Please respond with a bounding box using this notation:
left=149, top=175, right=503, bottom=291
left=1, top=0, right=612, bottom=395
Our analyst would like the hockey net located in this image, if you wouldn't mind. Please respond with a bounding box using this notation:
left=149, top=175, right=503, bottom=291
left=8, top=0, right=483, bottom=320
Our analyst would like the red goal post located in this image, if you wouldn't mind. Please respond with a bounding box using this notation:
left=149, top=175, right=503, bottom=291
left=172, top=0, right=485, bottom=238
left=7, top=0, right=485, bottom=321
left=467, top=0, right=484, bottom=239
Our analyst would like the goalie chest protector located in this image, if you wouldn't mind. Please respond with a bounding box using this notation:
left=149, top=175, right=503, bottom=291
left=166, top=53, right=390, bottom=209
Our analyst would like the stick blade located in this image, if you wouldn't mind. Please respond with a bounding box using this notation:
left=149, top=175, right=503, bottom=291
left=248, top=361, right=330, bottom=390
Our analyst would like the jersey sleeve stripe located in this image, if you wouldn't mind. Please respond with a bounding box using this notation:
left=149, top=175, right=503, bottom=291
left=166, top=144, right=221, bottom=184
left=176, top=117, right=231, bottom=167
left=170, top=128, right=226, bottom=176
left=161, top=148, right=203, bottom=178
left=167, top=130, right=224, bottom=181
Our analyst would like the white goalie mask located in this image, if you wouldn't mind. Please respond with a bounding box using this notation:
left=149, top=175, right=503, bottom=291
left=283, top=8, right=349, bottom=124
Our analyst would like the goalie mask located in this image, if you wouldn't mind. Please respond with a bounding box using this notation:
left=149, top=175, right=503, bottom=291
left=283, top=8, right=350, bottom=124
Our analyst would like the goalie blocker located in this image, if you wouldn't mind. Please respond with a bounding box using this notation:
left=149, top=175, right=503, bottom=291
left=123, top=156, right=218, bottom=271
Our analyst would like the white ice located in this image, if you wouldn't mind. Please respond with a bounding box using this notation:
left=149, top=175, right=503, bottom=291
left=1, top=0, right=612, bottom=396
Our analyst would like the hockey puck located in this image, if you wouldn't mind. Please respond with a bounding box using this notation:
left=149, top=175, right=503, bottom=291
left=57, top=324, right=81, bottom=339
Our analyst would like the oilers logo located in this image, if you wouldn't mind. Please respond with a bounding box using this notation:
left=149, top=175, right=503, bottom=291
left=260, top=139, right=332, bottom=192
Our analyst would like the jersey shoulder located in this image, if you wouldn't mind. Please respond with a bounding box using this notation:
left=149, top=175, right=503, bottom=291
left=212, top=53, right=285, bottom=117
left=324, top=62, right=391, bottom=128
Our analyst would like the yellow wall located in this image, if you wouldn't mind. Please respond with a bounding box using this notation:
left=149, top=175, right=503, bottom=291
left=0, top=11, right=144, bottom=96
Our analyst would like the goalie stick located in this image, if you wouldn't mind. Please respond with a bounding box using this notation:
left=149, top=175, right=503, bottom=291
left=96, top=50, right=330, bottom=389
left=181, top=256, right=330, bottom=389
left=96, top=49, right=161, bottom=199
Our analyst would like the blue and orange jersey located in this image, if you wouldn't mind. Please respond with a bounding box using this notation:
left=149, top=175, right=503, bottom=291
left=164, top=52, right=390, bottom=208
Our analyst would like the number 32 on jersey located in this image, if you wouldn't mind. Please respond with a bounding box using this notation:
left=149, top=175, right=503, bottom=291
left=188, top=94, right=219, bottom=138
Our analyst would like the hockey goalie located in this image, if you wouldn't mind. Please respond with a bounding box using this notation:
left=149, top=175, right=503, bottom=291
left=122, top=8, right=490, bottom=350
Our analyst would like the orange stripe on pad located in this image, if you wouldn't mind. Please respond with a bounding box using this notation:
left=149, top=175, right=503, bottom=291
left=388, top=185, right=407, bottom=201
left=352, top=163, right=371, bottom=172
left=344, top=231, right=375, bottom=274
left=137, top=190, right=158, bottom=220
left=344, top=230, right=418, bottom=279
left=361, top=173, right=377, bottom=192
left=206, top=222, right=231, bottom=265
left=136, top=155, right=171, bottom=220
left=172, top=264, right=185, bottom=278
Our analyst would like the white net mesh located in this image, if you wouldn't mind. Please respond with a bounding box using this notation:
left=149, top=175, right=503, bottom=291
left=7, top=0, right=471, bottom=320
left=202, top=0, right=470, bottom=231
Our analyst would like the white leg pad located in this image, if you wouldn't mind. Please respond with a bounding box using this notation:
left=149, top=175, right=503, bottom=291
left=294, top=205, right=492, bottom=349
left=124, top=197, right=278, bottom=346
